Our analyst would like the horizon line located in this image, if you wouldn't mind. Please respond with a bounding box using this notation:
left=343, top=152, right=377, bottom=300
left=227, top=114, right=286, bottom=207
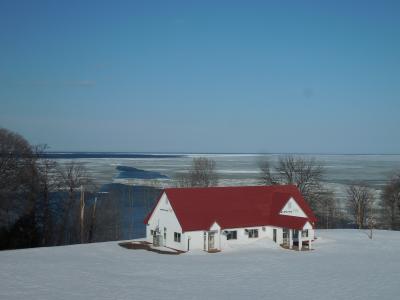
left=43, top=151, right=400, bottom=156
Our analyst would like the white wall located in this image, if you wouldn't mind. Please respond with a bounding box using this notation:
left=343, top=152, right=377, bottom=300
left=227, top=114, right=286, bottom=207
left=303, top=222, right=315, bottom=241
left=219, top=226, right=284, bottom=249
left=184, top=231, right=204, bottom=251
left=145, top=193, right=186, bottom=251
left=184, top=225, right=285, bottom=251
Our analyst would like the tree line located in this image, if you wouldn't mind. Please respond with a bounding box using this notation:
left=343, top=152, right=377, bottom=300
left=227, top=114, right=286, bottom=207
left=2, top=127, right=400, bottom=250
left=259, top=155, right=400, bottom=231
left=0, top=128, right=157, bottom=250
left=176, top=155, right=400, bottom=231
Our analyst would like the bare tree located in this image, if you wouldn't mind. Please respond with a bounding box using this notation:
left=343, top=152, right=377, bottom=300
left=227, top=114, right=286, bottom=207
left=174, top=172, right=192, bottom=188
left=34, top=145, right=58, bottom=246
left=258, top=155, right=324, bottom=211
left=87, top=195, right=98, bottom=243
left=315, top=189, right=339, bottom=229
left=381, top=174, right=400, bottom=230
left=346, top=183, right=374, bottom=229
left=259, top=160, right=278, bottom=186
left=175, top=157, right=219, bottom=187
left=366, top=205, right=376, bottom=239
left=93, top=187, right=122, bottom=242
left=79, top=185, right=85, bottom=243
left=56, top=162, right=93, bottom=244
left=128, top=185, right=134, bottom=239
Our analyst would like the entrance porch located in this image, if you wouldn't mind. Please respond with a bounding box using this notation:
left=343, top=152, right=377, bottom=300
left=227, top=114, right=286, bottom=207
left=203, top=231, right=221, bottom=253
left=281, top=228, right=313, bottom=251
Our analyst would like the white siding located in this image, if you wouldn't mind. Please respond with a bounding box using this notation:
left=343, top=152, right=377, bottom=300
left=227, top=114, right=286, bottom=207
left=303, top=222, right=315, bottom=240
left=184, top=225, right=286, bottom=251
left=219, top=226, right=284, bottom=249
left=185, top=231, right=204, bottom=251
left=145, top=193, right=186, bottom=251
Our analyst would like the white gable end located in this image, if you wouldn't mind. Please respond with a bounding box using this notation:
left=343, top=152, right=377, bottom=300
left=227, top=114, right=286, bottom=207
left=210, top=221, right=221, bottom=231
left=145, top=192, right=187, bottom=250
left=279, top=197, right=307, bottom=218
left=146, top=192, right=182, bottom=231
left=303, top=221, right=313, bottom=230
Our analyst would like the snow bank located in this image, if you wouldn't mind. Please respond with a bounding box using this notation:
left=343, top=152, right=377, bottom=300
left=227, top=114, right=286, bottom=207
left=1, top=230, right=399, bottom=300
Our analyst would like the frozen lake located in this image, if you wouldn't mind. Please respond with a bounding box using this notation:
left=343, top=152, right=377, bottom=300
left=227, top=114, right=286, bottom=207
left=53, top=153, right=400, bottom=201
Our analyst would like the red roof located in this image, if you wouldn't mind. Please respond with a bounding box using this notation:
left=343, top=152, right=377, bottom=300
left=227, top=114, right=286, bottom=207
left=144, top=185, right=317, bottom=232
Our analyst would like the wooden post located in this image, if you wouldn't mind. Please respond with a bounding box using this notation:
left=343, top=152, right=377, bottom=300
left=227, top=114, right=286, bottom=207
left=289, top=229, right=293, bottom=249
left=219, top=230, right=222, bottom=250
left=298, top=231, right=302, bottom=251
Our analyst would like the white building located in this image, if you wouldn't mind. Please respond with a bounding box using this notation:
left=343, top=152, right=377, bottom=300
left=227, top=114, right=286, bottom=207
left=144, top=185, right=317, bottom=252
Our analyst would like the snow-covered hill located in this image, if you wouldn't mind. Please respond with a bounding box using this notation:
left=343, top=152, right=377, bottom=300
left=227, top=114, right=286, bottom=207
left=1, top=230, right=399, bottom=300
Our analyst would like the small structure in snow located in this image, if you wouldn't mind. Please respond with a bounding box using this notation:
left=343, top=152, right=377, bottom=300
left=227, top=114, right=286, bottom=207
left=144, top=185, right=317, bottom=252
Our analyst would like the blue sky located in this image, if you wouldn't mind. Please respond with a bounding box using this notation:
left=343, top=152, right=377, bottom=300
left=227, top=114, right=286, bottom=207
left=1, top=0, right=399, bottom=153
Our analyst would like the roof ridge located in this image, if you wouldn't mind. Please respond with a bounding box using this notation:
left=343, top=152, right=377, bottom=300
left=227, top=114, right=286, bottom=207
left=165, top=184, right=298, bottom=191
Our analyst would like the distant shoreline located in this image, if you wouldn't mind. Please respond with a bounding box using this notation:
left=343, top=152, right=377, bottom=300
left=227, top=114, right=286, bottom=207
left=40, top=152, right=184, bottom=159
left=41, top=151, right=400, bottom=158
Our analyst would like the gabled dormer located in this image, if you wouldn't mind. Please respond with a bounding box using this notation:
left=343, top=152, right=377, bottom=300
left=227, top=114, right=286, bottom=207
left=279, top=197, right=307, bottom=218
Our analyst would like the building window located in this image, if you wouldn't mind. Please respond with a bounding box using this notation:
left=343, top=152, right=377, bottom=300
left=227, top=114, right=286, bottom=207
left=248, top=229, right=259, bottom=238
left=302, top=230, right=308, bottom=238
left=226, top=231, right=237, bottom=240
left=174, top=232, right=181, bottom=243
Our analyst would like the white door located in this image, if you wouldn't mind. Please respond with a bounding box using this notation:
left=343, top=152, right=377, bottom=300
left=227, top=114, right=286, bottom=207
left=208, top=232, right=215, bottom=249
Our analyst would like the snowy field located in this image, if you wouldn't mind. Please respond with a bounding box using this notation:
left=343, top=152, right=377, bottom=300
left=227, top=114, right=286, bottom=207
left=1, top=230, right=400, bottom=300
